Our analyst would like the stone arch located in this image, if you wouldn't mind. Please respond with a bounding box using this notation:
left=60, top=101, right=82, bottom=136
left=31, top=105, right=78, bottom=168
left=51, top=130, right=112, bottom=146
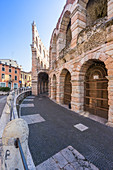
left=59, top=68, right=72, bottom=105
left=58, top=10, right=72, bottom=51
left=38, top=72, right=49, bottom=94
left=75, top=53, right=112, bottom=120
left=76, top=52, right=109, bottom=73
left=86, top=0, right=107, bottom=26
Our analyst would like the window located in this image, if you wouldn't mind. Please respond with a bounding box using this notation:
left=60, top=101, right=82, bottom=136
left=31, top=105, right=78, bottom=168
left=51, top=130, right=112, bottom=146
left=21, top=74, right=22, bottom=78
left=5, top=62, right=7, bottom=65
left=15, top=76, right=17, bottom=81
left=39, top=45, right=41, bottom=53
left=0, top=82, right=6, bottom=87
left=2, top=67, right=5, bottom=71
left=13, top=83, right=18, bottom=89
left=9, top=75, right=11, bottom=79
left=29, top=76, right=30, bottom=81
left=36, top=37, right=38, bottom=48
left=25, top=75, right=27, bottom=79
left=9, top=68, right=11, bottom=72
left=15, top=70, right=17, bottom=74
left=2, top=74, right=5, bottom=79
left=43, top=50, right=45, bottom=58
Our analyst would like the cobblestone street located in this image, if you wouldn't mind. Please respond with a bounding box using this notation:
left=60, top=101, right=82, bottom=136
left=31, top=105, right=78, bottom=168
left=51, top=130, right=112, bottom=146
left=21, top=96, right=113, bottom=170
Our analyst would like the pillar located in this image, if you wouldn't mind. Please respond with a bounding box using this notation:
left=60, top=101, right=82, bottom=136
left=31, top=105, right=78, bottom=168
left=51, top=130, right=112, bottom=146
left=107, top=76, right=113, bottom=125
left=108, top=0, right=113, bottom=19
left=71, top=0, right=86, bottom=48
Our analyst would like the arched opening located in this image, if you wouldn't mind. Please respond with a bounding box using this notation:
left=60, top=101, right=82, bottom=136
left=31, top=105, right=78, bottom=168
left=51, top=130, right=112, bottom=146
left=53, top=74, right=57, bottom=100
left=36, top=37, right=38, bottom=48
left=66, top=19, right=72, bottom=47
left=52, top=34, right=57, bottom=63
left=59, top=11, right=72, bottom=51
left=60, top=69, right=72, bottom=105
left=43, top=50, right=45, bottom=58
left=84, top=59, right=108, bottom=119
left=86, top=0, right=107, bottom=26
left=37, top=57, right=40, bottom=69
left=41, top=61, right=43, bottom=69
left=38, top=72, right=48, bottom=95
left=39, top=45, right=42, bottom=53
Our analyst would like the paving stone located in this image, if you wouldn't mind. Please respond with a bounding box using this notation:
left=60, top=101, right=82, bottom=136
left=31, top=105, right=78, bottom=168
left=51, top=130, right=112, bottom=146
left=24, top=99, right=34, bottom=102
left=27, top=96, right=35, bottom=99
left=35, top=146, right=99, bottom=170
left=74, top=123, right=89, bottom=132
left=68, top=146, right=85, bottom=160
left=71, top=161, right=83, bottom=169
left=61, top=147, right=76, bottom=163
left=52, top=152, right=68, bottom=168
left=21, top=103, right=34, bottom=108
left=64, top=163, right=75, bottom=170
left=21, top=114, right=45, bottom=125
left=36, top=157, right=60, bottom=170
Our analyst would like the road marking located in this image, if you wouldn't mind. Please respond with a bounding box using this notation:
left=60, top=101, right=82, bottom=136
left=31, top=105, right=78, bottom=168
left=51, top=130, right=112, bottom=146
left=21, top=103, right=34, bottom=107
left=36, top=146, right=98, bottom=170
left=24, top=99, right=34, bottom=102
left=74, top=123, right=89, bottom=132
left=21, top=114, right=45, bottom=124
left=27, top=96, right=35, bottom=99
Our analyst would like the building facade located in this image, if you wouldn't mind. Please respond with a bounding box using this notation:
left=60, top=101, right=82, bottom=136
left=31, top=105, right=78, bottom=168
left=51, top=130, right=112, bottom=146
left=49, top=0, right=113, bottom=125
left=20, top=71, right=31, bottom=87
left=0, top=59, right=21, bottom=89
left=31, top=22, right=49, bottom=95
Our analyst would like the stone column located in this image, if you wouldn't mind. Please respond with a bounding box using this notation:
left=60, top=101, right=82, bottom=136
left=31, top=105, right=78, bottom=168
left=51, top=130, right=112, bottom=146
left=71, top=79, right=84, bottom=113
left=51, top=79, right=54, bottom=99
left=2, top=118, right=29, bottom=170
left=48, top=78, right=51, bottom=97
left=106, top=76, right=113, bottom=125
left=31, top=50, right=38, bottom=96
left=71, top=0, right=86, bottom=48
left=108, top=0, right=113, bottom=19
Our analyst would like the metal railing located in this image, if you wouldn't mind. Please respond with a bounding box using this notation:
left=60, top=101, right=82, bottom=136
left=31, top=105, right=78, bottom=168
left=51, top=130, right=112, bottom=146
left=14, top=138, right=29, bottom=170
left=9, top=87, right=32, bottom=120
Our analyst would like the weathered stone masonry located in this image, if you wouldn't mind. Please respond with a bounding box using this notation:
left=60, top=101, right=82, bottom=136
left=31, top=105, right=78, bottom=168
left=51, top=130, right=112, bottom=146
left=31, top=22, right=49, bottom=96
left=49, top=0, right=113, bottom=125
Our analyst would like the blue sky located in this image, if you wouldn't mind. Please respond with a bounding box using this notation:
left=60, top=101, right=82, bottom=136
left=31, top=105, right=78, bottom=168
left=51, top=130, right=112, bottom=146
left=0, top=0, right=66, bottom=71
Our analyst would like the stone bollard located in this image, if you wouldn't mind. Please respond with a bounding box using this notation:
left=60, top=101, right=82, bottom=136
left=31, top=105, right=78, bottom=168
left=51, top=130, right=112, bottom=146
left=5, top=92, right=14, bottom=114
left=2, top=118, right=29, bottom=170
